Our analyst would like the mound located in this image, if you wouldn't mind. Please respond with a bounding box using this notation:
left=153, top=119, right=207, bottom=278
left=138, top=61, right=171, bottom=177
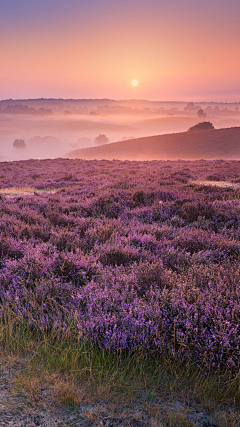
left=66, top=127, right=240, bottom=160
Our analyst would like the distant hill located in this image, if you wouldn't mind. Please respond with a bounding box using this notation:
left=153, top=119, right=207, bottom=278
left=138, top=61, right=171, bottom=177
left=66, top=127, right=240, bottom=160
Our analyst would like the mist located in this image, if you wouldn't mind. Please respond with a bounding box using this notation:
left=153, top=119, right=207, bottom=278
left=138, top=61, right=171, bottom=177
left=1, top=99, right=240, bottom=162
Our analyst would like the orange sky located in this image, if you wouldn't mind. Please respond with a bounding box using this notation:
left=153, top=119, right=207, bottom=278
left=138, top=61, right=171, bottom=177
left=1, top=0, right=240, bottom=101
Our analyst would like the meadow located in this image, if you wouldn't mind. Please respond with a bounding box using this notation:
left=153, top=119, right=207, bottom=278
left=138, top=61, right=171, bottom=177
left=0, top=158, right=239, bottom=425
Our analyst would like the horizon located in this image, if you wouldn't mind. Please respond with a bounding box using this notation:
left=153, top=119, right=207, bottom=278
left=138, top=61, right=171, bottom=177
left=1, top=0, right=240, bottom=102
left=1, top=97, right=240, bottom=105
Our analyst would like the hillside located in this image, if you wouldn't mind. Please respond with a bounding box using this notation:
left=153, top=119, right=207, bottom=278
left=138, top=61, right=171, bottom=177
left=66, top=126, right=240, bottom=160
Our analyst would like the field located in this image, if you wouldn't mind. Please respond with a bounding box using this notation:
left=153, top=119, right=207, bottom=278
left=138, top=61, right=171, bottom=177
left=0, top=158, right=240, bottom=426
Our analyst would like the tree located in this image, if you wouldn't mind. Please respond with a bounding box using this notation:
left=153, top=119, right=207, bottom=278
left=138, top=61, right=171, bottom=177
left=188, top=122, right=214, bottom=132
left=184, top=102, right=196, bottom=110
left=13, top=138, right=26, bottom=148
left=94, top=134, right=109, bottom=145
left=197, top=108, right=207, bottom=118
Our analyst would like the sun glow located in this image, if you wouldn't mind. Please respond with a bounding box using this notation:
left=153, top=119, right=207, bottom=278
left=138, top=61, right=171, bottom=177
left=131, top=79, right=139, bottom=86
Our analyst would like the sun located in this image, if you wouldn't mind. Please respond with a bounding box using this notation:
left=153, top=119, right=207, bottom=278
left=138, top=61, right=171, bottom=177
left=131, top=79, right=139, bottom=86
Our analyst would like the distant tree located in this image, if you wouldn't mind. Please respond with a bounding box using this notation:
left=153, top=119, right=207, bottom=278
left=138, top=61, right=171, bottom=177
left=94, top=134, right=109, bottom=145
left=6, top=105, right=37, bottom=115
left=184, top=102, right=201, bottom=111
left=184, top=102, right=196, bottom=110
left=197, top=108, right=207, bottom=118
left=38, top=108, right=53, bottom=116
left=188, top=122, right=215, bottom=132
left=13, top=138, right=26, bottom=148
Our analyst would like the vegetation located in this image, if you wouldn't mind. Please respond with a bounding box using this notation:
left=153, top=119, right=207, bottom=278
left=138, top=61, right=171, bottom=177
left=1, top=310, right=239, bottom=426
left=94, top=133, right=109, bottom=145
left=13, top=138, right=26, bottom=148
left=0, top=158, right=239, bottom=424
left=188, top=122, right=214, bottom=132
left=197, top=109, right=207, bottom=118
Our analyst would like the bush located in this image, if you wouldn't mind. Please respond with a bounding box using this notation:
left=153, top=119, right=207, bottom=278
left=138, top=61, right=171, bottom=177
left=13, top=138, right=26, bottom=148
left=94, top=134, right=109, bottom=145
left=188, top=122, right=214, bottom=132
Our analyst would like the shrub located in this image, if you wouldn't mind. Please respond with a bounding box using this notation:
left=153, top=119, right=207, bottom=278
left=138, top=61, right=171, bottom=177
left=188, top=122, right=214, bottom=132
left=13, top=138, right=26, bottom=148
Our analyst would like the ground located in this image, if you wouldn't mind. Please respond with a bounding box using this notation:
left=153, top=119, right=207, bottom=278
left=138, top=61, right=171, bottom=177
left=1, top=352, right=238, bottom=427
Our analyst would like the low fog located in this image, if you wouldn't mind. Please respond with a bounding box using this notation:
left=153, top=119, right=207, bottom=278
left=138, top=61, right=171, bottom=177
left=1, top=99, right=240, bottom=161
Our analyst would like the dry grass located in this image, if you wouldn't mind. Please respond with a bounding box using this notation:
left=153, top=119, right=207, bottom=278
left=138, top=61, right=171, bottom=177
left=0, top=186, right=57, bottom=197
left=0, top=309, right=239, bottom=426
left=189, top=179, right=240, bottom=189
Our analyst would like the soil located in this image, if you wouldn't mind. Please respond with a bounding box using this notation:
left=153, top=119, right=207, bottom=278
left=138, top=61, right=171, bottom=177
left=1, top=354, right=238, bottom=427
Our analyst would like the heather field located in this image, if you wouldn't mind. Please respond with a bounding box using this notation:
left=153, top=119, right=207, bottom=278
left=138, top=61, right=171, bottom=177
left=0, top=158, right=240, bottom=425
left=0, top=157, right=239, bottom=367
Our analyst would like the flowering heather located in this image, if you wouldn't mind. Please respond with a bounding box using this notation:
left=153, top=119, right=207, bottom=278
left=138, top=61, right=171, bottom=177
left=0, top=158, right=240, bottom=371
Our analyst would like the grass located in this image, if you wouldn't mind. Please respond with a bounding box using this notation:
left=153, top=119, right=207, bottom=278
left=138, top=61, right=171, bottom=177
left=0, top=186, right=57, bottom=197
left=0, top=308, right=239, bottom=427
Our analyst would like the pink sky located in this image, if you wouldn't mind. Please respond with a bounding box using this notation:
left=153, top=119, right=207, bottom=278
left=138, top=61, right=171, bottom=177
left=1, top=0, right=240, bottom=101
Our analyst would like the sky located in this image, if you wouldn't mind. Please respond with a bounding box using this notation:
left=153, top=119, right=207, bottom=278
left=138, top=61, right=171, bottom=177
left=1, top=0, right=240, bottom=101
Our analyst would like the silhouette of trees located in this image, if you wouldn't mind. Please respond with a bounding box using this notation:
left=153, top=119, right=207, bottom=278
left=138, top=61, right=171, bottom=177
left=184, top=102, right=200, bottom=111
left=13, top=139, right=26, bottom=148
left=1, top=105, right=53, bottom=116
left=188, top=122, right=214, bottom=132
left=184, top=102, right=196, bottom=110
left=94, top=134, right=109, bottom=145
left=197, top=108, right=207, bottom=118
